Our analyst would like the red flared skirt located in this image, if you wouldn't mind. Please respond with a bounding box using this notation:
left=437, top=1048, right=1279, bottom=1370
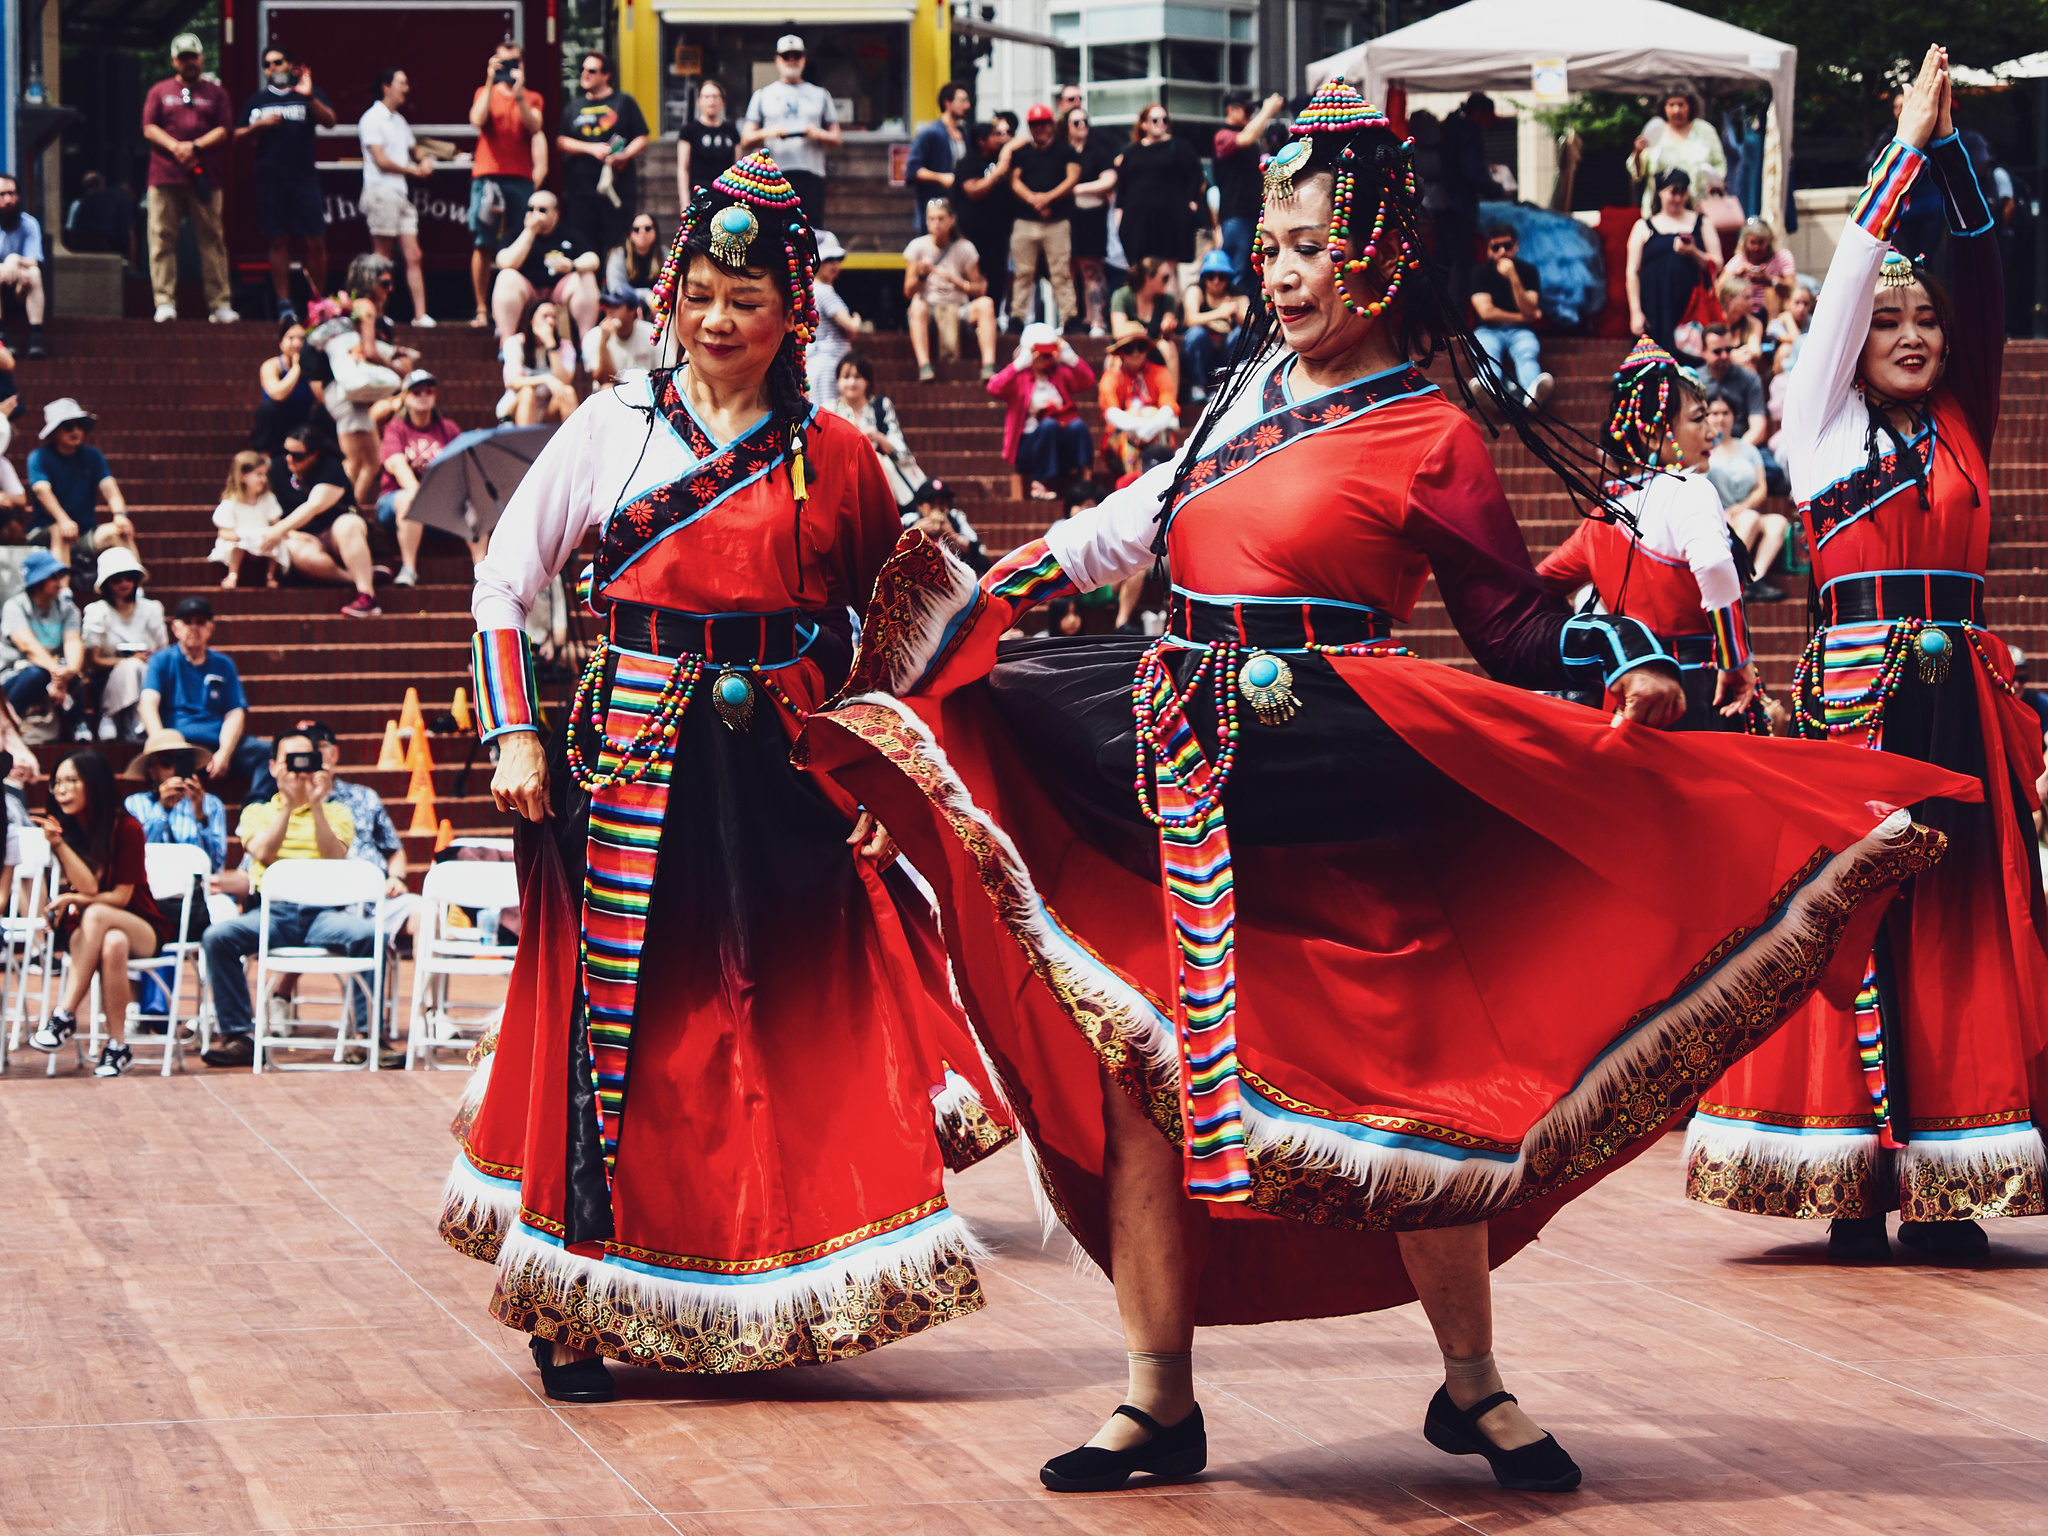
left=804, top=630, right=1972, bottom=1327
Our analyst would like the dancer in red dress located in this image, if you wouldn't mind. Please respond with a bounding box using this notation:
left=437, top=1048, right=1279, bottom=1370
left=801, top=80, right=1972, bottom=1492
left=1686, top=50, right=2048, bottom=1264
left=1539, top=338, right=1761, bottom=733
left=447, top=156, right=1011, bottom=1400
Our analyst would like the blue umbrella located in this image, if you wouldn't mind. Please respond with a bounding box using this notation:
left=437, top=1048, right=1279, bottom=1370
left=405, top=423, right=559, bottom=543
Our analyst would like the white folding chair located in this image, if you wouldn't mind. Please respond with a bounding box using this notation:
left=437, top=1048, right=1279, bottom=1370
left=252, top=859, right=389, bottom=1073
left=0, top=826, right=56, bottom=1075
left=112, top=843, right=216, bottom=1077
left=406, top=860, right=518, bottom=1069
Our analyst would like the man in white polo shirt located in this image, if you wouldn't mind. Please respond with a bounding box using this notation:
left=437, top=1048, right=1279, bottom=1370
left=740, top=34, right=839, bottom=231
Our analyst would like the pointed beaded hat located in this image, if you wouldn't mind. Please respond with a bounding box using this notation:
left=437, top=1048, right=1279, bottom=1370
left=1292, top=75, right=1392, bottom=135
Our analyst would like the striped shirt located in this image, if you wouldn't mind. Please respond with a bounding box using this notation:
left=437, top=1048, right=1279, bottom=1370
left=123, top=787, right=227, bottom=871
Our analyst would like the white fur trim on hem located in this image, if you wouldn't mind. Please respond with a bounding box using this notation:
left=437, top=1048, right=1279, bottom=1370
left=492, top=1208, right=987, bottom=1331
left=442, top=1149, right=523, bottom=1231
left=1683, top=1115, right=1881, bottom=1178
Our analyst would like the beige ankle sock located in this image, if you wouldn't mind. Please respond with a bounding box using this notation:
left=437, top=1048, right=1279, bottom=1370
left=1126, top=1349, right=1195, bottom=1421
left=1443, top=1350, right=1505, bottom=1409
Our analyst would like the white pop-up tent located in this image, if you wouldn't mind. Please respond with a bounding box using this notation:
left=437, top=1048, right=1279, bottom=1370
left=1308, top=0, right=1797, bottom=224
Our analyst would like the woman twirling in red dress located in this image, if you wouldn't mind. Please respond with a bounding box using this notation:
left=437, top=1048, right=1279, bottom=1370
left=449, top=155, right=1011, bottom=1401
left=1686, top=49, right=2048, bottom=1264
left=801, top=79, right=1973, bottom=1492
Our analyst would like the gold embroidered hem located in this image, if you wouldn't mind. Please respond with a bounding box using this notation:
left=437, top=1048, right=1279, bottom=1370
left=1898, top=1153, right=2048, bottom=1222
left=1683, top=1141, right=1887, bottom=1220
left=440, top=1198, right=511, bottom=1263
left=936, top=1095, right=1018, bottom=1171
left=488, top=1249, right=986, bottom=1373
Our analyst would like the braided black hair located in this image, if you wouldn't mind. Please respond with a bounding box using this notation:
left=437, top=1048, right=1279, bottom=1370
left=1150, top=123, right=1631, bottom=555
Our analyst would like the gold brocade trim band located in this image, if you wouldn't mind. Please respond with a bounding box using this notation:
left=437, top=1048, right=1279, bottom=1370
left=489, top=1247, right=985, bottom=1375
left=1684, top=1139, right=1887, bottom=1220
left=1697, top=1102, right=1885, bottom=1131
left=812, top=699, right=1948, bottom=1235
left=497, top=1196, right=957, bottom=1277
left=1899, top=1153, right=2047, bottom=1222
left=1241, top=1066, right=1524, bottom=1157
left=937, top=1095, right=1019, bottom=1171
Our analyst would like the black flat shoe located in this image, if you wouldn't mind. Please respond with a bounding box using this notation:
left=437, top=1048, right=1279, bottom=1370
left=1898, top=1219, right=1990, bottom=1262
left=1423, top=1386, right=1581, bottom=1492
left=1040, top=1404, right=1206, bottom=1492
left=528, top=1334, right=616, bottom=1402
left=1828, top=1215, right=1893, bottom=1264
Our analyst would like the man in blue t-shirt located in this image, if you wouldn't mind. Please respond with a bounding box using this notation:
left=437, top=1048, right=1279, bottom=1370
left=26, top=397, right=134, bottom=568
left=139, top=595, right=274, bottom=797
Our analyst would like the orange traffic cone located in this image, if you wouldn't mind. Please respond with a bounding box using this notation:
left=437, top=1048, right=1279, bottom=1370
left=450, top=687, right=472, bottom=733
left=399, top=687, right=426, bottom=738
left=405, top=754, right=434, bottom=805
left=408, top=791, right=439, bottom=835
left=376, top=720, right=405, bottom=769
left=406, top=724, right=433, bottom=775
left=434, top=817, right=455, bottom=853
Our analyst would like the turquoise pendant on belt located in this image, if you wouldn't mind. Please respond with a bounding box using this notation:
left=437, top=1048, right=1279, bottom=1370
left=711, top=667, right=756, bottom=731
left=1916, top=626, right=1951, bottom=686
left=1238, top=649, right=1299, bottom=725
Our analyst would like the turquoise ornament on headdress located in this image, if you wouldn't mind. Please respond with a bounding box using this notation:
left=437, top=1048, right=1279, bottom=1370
left=1878, top=249, right=1917, bottom=289
left=709, top=205, right=760, bottom=266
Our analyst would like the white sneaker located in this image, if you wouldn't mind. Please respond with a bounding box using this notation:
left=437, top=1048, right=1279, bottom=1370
left=393, top=564, right=418, bottom=587
left=267, top=996, right=293, bottom=1034
left=1529, top=371, right=1556, bottom=408
left=209, top=305, right=239, bottom=324
left=153, top=304, right=177, bottom=322
left=412, top=314, right=437, bottom=328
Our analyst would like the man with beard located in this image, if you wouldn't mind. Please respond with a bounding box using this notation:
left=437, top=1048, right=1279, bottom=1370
left=0, top=174, right=46, bottom=359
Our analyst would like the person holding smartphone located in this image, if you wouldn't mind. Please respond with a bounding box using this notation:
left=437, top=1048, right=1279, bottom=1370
left=81, top=546, right=168, bottom=741
left=235, top=43, right=335, bottom=325
left=467, top=42, right=547, bottom=330
left=199, top=732, right=363, bottom=1069
left=1626, top=167, right=1722, bottom=356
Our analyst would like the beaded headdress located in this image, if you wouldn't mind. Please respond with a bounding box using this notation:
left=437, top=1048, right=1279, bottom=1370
left=1248, top=77, right=1420, bottom=324
left=648, top=153, right=821, bottom=499
left=1878, top=248, right=1917, bottom=289
left=1605, top=336, right=1701, bottom=470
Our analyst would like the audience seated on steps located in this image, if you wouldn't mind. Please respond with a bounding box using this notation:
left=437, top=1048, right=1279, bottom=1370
left=0, top=549, right=83, bottom=742
left=139, top=595, right=275, bottom=800
left=26, top=399, right=134, bottom=571
left=81, top=547, right=168, bottom=743
left=211, top=450, right=289, bottom=589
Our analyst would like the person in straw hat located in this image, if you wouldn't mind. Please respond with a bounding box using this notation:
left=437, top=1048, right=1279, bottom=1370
left=82, top=546, right=168, bottom=742
left=121, top=727, right=225, bottom=873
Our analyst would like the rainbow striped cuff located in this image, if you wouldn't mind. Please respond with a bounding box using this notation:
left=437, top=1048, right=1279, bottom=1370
left=473, top=628, right=543, bottom=739
left=1852, top=139, right=1925, bottom=241
left=982, top=538, right=1079, bottom=605
left=1708, top=603, right=1751, bottom=671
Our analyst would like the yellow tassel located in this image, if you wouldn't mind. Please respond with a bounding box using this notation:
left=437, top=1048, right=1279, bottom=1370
left=790, top=448, right=808, bottom=503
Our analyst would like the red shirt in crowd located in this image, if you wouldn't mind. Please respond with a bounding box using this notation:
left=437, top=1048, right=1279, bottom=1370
left=143, top=74, right=234, bottom=188
left=471, top=84, right=546, bottom=181
left=379, top=414, right=462, bottom=498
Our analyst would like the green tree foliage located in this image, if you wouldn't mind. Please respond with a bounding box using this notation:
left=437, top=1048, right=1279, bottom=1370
left=1669, top=0, right=2048, bottom=140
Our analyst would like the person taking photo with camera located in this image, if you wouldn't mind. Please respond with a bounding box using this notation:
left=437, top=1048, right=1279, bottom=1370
left=467, top=42, right=547, bottom=330
left=235, top=44, right=335, bottom=325
left=199, top=731, right=368, bottom=1069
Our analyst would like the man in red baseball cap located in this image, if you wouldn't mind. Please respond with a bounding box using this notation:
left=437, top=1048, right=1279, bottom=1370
left=1006, top=101, right=1081, bottom=330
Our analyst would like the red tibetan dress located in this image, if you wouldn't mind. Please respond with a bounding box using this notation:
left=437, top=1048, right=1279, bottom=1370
left=1687, top=134, right=2048, bottom=1225
left=449, top=374, right=1014, bottom=1372
left=1538, top=469, right=1758, bottom=733
left=800, top=354, right=1971, bottom=1325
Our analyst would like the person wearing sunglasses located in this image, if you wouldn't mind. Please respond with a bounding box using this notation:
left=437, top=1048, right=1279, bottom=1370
left=605, top=213, right=663, bottom=313
left=738, top=34, right=839, bottom=230
left=1112, top=103, right=1208, bottom=271
left=235, top=43, right=335, bottom=326
left=557, top=51, right=649, bottom=262
left=140, top=33, right=236, bottom=324
left=1468, top=224, right=1553, bottom=408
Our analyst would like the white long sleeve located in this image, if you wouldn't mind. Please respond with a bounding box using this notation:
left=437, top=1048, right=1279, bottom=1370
left=1042, top=451, right=1187, bottom=589
left=470, top=402, right=607, bottom=633
left=1666, top=473, right=1744, bottom=613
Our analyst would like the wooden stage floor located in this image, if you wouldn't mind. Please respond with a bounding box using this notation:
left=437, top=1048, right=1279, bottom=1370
left=4, top=1069, right=2047, bottom=1535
